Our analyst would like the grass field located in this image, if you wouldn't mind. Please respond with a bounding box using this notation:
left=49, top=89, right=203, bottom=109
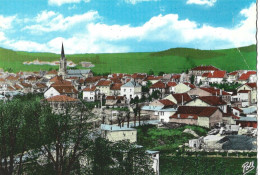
left=160, top=155, right=257, bottom=175
left=0, top=44, right=256, bottom=74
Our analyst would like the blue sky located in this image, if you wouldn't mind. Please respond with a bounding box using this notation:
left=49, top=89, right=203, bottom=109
left=0, top=0, right=256, bottom=53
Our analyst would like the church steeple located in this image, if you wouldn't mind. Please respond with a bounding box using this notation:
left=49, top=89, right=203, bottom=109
left=58, top=43, right=67, bottom=79
left=61, top=42, right=65, bottom=58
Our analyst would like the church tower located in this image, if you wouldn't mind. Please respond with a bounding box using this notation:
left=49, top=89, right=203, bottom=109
left=58, top=43, right=67, bottom=78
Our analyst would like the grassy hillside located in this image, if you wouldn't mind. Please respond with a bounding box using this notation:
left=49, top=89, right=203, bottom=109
left=0, top=45, right=256, bottom=74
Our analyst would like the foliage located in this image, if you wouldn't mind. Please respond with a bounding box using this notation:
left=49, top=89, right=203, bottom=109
left=160, top=154, right=257, bottom=175
left=89, top=138, right=155, bottom=175
left=190, top=75, right=195, bottom=84
left=148, top=90, right=161, bottom=101
left=148, top=69, right=154, bottom=75
left=209, top=82, right=241, bottom=91
left=158, top=71, right=165, bottom=76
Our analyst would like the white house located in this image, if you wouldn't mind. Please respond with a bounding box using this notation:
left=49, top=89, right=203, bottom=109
left=82, top=85, right=98, bottom=102
left=44, top=87, right=60, bottom=98
left=120, top=81, right=142, bottom=101
left=207, top=71, right=227, bottom=84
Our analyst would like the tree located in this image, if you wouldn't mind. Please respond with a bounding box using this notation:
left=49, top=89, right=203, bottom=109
left=148, top=69, right=154, bottom=75
left=90, top=138, right=155, bottom=175
left=30, top=100, right=94, bottom=175
left=190, top=75, right=195, bottom=84
left=158, top=71, right=165, bottom=76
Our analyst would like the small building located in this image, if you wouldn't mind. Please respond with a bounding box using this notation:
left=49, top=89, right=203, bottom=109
left=170, top=106, right=223, bottom=128
left=236, top=117, right=257, bottom=128
left=237, top=83, right=257, bottom=104
left=100, top=124, right=137, bottom=143
left=120, top=81, right=142, bottom=101
left=174, top=83, right=195, bottom=93
left=82, top=85, right=98, bottom=102
left=66, top=69, right=93, bottom=78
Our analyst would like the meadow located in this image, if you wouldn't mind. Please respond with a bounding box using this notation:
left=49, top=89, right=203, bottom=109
left=0, top=44, right=256, bottom=74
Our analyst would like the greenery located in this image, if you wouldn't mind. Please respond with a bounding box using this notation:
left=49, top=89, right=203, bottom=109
left=209, top=82, right=241, bottom=91
left=160, top=154, right=257, bottom=175
left=0, top=94, right=154, bottom=175
left=0, top=44, right=256, bottom=74
left=135, top=125, right=209, bottom=153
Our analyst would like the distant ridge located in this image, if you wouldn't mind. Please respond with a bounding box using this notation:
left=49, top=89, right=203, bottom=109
left=0, top=45, right=256, bottom=74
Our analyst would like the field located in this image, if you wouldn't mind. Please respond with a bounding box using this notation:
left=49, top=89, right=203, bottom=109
left=135, top=125, right=257, bottom=175
left=0, top=44, right=256, bottom=74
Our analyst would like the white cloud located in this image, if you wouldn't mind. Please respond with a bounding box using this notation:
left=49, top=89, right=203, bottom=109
left=0, top=32, right=6, bottom=41
left=125, top=0, right=158, bottom=5
left=86, top=3, right=256, bottom=49
left=1, top=3, right=256, bottom=53
left=48, top=0, right=90, bottom=6
left=186, top=0, right=217, bottom=7
left=0, top=15, right=16, bottom=30
left=24, top=10, right=99, bottom=33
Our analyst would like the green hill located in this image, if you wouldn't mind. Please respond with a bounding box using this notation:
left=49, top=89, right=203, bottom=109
left=0, top=45, right=256, bottom=74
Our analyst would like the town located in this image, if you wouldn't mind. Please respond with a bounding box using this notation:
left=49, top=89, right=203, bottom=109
left=0, top=44, right=257, bottom=174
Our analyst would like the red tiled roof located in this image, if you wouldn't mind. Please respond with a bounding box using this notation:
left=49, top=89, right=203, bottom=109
left=238, top=90, right=251, bottom=93
left=172, top=93, right=192, bottom=104
left=20, top=82, right=32, bottom=88
left=198, top=96, right=227, bottom=106
left=208, top=71, right=226, bottom=78
left=171, top=74, right=181, bottom=80
left=158, top=99, right=176, bottom=106
left=36, top=83, right=47, bottom=88
left=46, top=95, right=79, bottom=102
left=6, top=76, right=19, bottom=81
left=96, top=80, right=112, bottom=86
left=170, top=106, right=219, bottom=118
left=50, top=76, right=63, bottom=82
left=167, top=82, right=177, bottom=87
left=150, top=81, right=167, bottom=89
left=14, top=84, right=22, bottom=90
left=83, top=86, right=96, bottom=91
left=202, top=72, right=210, bottom=77
left=170, top=114, right=198, bottom=119
left=0, top=78, right=5, bottom=82
left=46, top=70, right=58, bottom=75
left=110, top=83, right=122, bottom=90
left=51, top=80, right=73, bottom=87
left=228, top=71, right=238, bottom=76
left=53, top=86, right=78, bottom=94
left=132, top=73, right=146, bottom=79
left=239, top=71, right=256, bottom=81
left=183, top=83, right=196, bottom=89
left=246, top=83, right=256, bottom=89
left=200, top=87, right=230, bottom=96
left=191, top=65, right=220, bottom=71
left=106, top=96, right=124, bottom=100
left=109, top=78, right=122, bottom=83
left=85, top=76, right=103, bottom=83
left=146, top=76, right=162, bottom=81
left=223, top=113, right=240, bottom=120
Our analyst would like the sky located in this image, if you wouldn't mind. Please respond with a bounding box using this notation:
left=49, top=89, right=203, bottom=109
left=0, top=0, right=256, bottom=54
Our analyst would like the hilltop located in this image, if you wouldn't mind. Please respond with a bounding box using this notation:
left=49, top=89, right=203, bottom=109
left=0, top=45, right=256, bottom=74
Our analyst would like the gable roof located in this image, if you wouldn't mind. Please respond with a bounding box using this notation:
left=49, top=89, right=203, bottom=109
left=46, top=95, right=79, bottom=102
left=171, top=93, right=192, bottom=104
left=83, top=86, right=96, bottom=91
left=121, top=81, right=141, bottom=87
left=51, top=80, right=73, bottom=87
left=167, top=82, right=177, bottom=87
left=106, top=96, right=125, bottom=100
left=238, top=71, right=256, bottom=81
left=245, top=83, right=256, bottom=89
left=208, top=71, right=226, bottom=78
left=200, top=87, right=230, bottom=96
left=228, top=71, right=238, bottom=76
left=150, top=81, right=167, bottom=89
left=183, top=82, right=196, bottom=89
left=96, top=80, right=112, bottom=86
left=52, top=86, right=78, bottom=94
left=170, top=106, right=219, bottom=118
left=158, top=99, right=176, bottom=106
left=198, top=96, right=227, bottom=106
left=110, top=83, right=123, bottom=90
left=191, top=65, right=220, bottom=71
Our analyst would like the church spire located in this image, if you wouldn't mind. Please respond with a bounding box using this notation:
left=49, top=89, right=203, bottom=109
left=61, top=42, right=65, bottom=58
